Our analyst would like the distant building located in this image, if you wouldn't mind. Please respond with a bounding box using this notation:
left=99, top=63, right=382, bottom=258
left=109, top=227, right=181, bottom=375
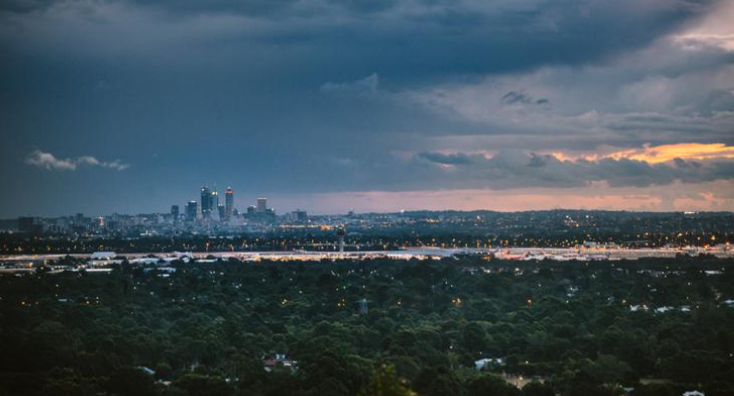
left=198, top=186, right=219, bottom=219
left=257, top=197, right=267, bottom=213
left=186, top=201, right=198, bottom=222
left=90, top=252, right=117, bottom=260
left=247, top=205, right=256, bottom=215
left=200, top=186, right=212, bottom=218
left=170, top=205, right=179, bottom=222
left=292, top=210, right=308, bottom=223
left=136, top=366, right=155, bottom=376
left=263, top=354, right=296, bottom=373
left=475, top=358, right=505, bottom=371
left=210, top=188, right=218, bottom=218
left=18, top=216, right=38, bottom=233
left=336, top=226, right=346, bottom=252
left=218, top=204, right=226, bottom=221
left=209, top=187, right=219, bottom=210
left=225, top=187, right=234, bottom=220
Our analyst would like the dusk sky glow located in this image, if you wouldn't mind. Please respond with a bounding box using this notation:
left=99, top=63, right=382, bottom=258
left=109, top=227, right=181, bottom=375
left=1, top=0, right=734, bottom=216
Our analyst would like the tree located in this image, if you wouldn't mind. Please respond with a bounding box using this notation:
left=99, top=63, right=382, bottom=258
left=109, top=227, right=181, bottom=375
left=466, top=373, right=520, bottom=396
left=359, top=364, right=417, bottom=396
left=522, top=381, right=554, bottom=396
left=175, top=374, right=232, bottom=396
left=107, top=367, right=159, bottom=396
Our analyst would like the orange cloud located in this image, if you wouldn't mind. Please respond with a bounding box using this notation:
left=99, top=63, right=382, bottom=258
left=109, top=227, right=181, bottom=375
left=550, top=143, right=734, bottom=164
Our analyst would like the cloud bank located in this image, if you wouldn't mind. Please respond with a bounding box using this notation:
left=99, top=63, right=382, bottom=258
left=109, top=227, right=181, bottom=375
left=415, top=145, right=734, bottom=190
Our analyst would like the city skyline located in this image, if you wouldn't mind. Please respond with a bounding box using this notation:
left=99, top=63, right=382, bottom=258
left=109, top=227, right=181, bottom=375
left=2, top=0, right=734, bottom=217
left=5, top=179, right=734, bottom=218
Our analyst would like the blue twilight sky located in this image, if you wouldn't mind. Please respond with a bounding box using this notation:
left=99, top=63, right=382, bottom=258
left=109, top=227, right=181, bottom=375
left=1, top=0, right=734, bottom=216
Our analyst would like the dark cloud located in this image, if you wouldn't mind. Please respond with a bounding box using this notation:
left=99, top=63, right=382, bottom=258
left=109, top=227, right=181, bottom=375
left=327, top=0, right=395, bottom=14
left=0, top=0, right=54, bottom=14
left=0, top=0, right=300, bottom=16
left=701, top=89, right=734, bottom=114
left=501, top=90, right=550, bottom=106
left=0, top=0, right=718, bottom=84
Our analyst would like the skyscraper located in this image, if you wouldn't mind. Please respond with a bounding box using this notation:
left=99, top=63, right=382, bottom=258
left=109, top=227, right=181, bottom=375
left=257, top=197, right=267, bottom=213
left=218, top=204, right=226, bottom=221
left=210, top=188, right=219, bottom=218
left=200, top=186, right=211, bottom=218
left=186, top=201, right=198, bottom=222
left=225, top=187, right=234, bottom=220
left=170, top=205, right=179, bottom=222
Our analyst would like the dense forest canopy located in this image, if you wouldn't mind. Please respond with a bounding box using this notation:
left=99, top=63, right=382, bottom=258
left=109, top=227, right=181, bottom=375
left=2, top=256, right=734, bottom=395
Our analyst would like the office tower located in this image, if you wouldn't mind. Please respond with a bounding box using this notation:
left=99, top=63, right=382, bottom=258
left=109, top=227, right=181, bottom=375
left=209, top=187, right=219, bottom=210
left=170, top=205, right=180, bottom=222
left=257, top=197, right=267, bottom=213
left=186, top=201, right=198, bottom=222
left=225, top=187, right=234, bottom=220
left=265, top=208, right=276, bottom=219
left=247, top=205, right=256, bottom=215
left=200, top=186, right=211, bottom=218
left=210, top=188, right=218, bottom=219
left=218, top=204, right=226, bottom=221
left=292, top=210, right=308, bottom=223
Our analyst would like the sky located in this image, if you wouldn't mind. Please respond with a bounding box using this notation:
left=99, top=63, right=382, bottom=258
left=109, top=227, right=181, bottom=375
left=1, top=0, right=733, bottom=216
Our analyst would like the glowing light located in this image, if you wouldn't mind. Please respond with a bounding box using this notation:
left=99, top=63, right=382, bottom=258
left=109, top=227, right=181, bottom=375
left=550, top=143, right=734, bottom=164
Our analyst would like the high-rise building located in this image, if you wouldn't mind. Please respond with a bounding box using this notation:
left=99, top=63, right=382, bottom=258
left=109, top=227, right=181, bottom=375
left=210, top=188, right=218, bottom=219
left=291, top=210, right=308, bottom=223
left=170, top=205, right=180, bottom=222
left=200, top=186, right=211, bottom=218
left=265, top=208, right=276, bottom=220
left=218, top=204, right=226, bottom=221
left=186, top=201, right=198, bottom=222
left=225, top=187, right=234, bottom=220
left=200, top=186, right=219, bottom=219
left=257, top=197, right=267, bottom=213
